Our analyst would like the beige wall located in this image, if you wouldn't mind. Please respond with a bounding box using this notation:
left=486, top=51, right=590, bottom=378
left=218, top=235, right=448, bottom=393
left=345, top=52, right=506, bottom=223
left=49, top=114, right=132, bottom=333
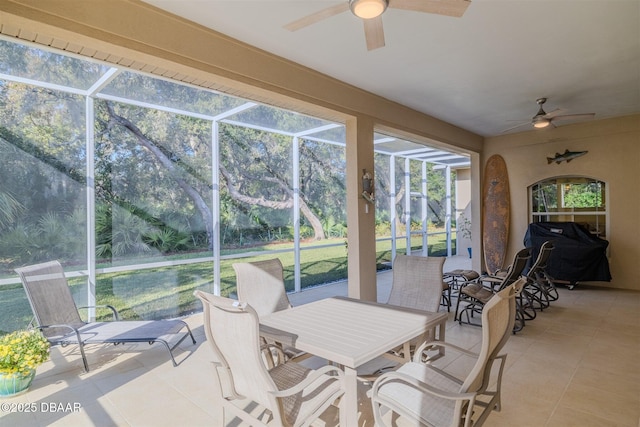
left=484, top=115, right=640, bottom=290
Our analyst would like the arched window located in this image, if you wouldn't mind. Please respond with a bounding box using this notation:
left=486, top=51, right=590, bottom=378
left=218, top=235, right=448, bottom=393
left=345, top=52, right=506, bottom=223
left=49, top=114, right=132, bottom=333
left=529, top=177, right=607, bottom=238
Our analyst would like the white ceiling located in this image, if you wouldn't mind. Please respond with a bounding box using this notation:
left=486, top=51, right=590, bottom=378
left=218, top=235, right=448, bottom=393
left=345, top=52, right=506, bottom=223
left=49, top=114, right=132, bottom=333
left=143, top=0, right=639, bottom=137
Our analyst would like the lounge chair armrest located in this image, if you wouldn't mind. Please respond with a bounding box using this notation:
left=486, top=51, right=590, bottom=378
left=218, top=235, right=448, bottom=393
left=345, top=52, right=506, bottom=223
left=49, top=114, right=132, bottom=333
left=36, top=324, right=85, bottom=344
left=269, top=364, right=344, bottom=398
left=78, top=305, right=120, bottom=320
left=38, top=323, right=78, bottom=334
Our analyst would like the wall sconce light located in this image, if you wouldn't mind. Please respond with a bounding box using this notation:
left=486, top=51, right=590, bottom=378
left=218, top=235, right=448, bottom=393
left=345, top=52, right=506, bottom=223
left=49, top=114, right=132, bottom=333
left=362, top=169, right=375, bottom=204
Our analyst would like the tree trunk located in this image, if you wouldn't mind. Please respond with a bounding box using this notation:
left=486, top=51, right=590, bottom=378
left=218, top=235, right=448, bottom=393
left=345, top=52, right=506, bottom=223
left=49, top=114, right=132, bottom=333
left=219, top=164, right=326, bottom=240
left=105, top=105, right=215, bottom=248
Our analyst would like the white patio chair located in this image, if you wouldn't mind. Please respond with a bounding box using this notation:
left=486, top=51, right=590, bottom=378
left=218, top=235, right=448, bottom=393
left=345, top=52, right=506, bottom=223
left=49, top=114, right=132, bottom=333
left=370, top=278, right=524, bottom=427
left=233, top=258, right=309, bottom=362
left=388, top=254, right=446, bottom=313
left=15, top=260, right=195, bottom=372
left=194, top=290, right=345, bottom=427
left=387, top=255, right=446, bottom=358
left=233, top=258, right=292, bottom=318
left=359, top=255, right=446, bottom=378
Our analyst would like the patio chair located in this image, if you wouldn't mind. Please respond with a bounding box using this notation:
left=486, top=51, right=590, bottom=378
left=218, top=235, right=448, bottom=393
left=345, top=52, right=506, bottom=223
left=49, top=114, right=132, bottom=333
left=15, top=260, right=196, bottom=372
left=370, top=278, right=524, bottom=427
left=233, top=258, right=292, bottom=318
left=233, top=258, right=308, bottom=362
left=385, top=254, right=446, bottom=361
left=443, top=269, right=480, bottom=300
left=455, top=248, right=531, bottom=332
left=524, top=240, right=556, bottom=310
left=193, top=290, right=345, bottom=427
left=388, top=254, right=446, bottom=314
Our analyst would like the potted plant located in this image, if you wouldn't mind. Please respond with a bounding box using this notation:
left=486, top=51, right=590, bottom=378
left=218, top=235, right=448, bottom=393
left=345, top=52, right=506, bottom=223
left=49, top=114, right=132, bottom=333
left=457, top=213, right=472, bottom=258
left=0, top=329, right=50, bottom=397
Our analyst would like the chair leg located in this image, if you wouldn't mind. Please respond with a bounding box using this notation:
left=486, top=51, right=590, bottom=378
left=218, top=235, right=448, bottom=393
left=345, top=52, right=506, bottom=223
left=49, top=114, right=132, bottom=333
left=518, top=290, right=537, bottom=320
left=454, top=292, right=463, bottom=322
left=543, top=272, right=559, bottom=301
left=78, top=342, right=90, bottom=372
left=71, top=329, right=90, bottom=372
left=441, top=287, right=451, bottom=312
left=513, top=308, right=525, bottom=333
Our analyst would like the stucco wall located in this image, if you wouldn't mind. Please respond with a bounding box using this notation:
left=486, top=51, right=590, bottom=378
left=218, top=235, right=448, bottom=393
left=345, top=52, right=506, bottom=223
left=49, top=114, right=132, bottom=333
left=484, top=115, right=640, bottom=290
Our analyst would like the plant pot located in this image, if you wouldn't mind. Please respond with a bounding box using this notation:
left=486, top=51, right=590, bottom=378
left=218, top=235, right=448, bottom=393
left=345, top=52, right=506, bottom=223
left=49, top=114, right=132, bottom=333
left=467, top=247, right=472, bottom=258
left=0, top=370, right=36, bottom=398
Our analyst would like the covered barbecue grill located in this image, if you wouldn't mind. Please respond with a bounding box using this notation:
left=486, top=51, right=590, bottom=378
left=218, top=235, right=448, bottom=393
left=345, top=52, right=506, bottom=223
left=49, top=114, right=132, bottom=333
left=524, top=222, right=611, bottom=288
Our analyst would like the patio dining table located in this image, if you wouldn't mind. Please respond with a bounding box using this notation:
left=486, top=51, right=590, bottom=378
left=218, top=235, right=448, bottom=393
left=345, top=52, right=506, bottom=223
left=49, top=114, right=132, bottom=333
left=260, top=296, right=448, bottom=426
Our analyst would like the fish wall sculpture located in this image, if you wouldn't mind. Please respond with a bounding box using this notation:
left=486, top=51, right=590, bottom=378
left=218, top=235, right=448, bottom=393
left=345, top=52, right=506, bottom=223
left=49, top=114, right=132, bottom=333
left=547, top=149, right=588, bottom=164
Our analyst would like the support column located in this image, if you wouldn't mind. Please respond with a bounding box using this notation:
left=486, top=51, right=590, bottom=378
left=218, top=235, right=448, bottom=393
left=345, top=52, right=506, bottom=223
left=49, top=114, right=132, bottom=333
left=212, top=120, right=221, bottom=295
left=345, top=116, right=376, bottom=301
left=470, top=152, right=482, bottom=273
left=85, top=96, right=96, bottom=321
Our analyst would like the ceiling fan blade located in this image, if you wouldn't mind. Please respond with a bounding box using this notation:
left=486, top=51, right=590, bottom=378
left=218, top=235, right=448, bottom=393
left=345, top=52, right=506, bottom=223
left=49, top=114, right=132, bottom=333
left=542, top=108, right=563, bottom=119
left=389, top=0, right=471, bottom=17
left=283, top=3, right=350, bottom=32
left=364, top=16, right=385, bottom=50
left=551, top=113, right=596, bottom=122
left=500, top=121, right=531, bottom=133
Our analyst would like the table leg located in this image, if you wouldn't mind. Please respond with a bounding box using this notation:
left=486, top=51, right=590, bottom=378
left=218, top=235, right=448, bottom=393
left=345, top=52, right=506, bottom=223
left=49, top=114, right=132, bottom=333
left=343, top=366, right=358, bottom=426
left=403, top=341, right=412, bottom=362
left=438, top=317, right=446, bottom=359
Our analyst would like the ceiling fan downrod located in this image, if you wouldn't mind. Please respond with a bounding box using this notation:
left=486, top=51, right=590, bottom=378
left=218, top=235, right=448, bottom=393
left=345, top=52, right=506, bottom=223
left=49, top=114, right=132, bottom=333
left=532, top=97, right=550, bottom=128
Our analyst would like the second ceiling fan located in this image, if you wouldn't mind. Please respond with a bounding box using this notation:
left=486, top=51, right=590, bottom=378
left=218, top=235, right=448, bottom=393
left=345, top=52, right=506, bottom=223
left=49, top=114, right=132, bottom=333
left=502, top=98, right=596, bottom=133
left=284, top=0, right=471, bottom=51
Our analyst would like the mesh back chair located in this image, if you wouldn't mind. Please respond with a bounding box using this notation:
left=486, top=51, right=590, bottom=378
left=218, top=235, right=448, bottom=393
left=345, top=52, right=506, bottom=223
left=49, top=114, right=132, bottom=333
left=382, top=255, right=446, bottom=364
left=525, top=240, right=556, bottom=310
left=233, top=258, right=308, bottom=361
left=388, top=255, right=446, bottom=313
left=194, top=291, right=345, bottom=427
left=371, top=278, right=524, bottom=427
left=233, top=258, right=292, bottom=318
left=355, top=255, right=447, bottom=379
left=16, top=260, right=195, bottom=372
left=455, top=248, right=531, bottom=332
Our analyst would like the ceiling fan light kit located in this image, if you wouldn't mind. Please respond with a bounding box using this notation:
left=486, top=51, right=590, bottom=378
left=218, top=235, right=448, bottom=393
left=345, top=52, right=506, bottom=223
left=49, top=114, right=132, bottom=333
left=532, top=117, right=551, bottom=128
left=349, top=0, right=388, bottom=19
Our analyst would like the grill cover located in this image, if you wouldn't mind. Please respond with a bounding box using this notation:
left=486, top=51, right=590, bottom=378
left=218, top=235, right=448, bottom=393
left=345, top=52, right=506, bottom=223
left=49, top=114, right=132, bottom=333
left=524, top=222, right=611, bottom=282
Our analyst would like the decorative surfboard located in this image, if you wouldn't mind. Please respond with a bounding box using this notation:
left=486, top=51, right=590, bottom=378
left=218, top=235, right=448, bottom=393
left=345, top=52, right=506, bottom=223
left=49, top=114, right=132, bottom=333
left=482, top=154, right=510, bottom=274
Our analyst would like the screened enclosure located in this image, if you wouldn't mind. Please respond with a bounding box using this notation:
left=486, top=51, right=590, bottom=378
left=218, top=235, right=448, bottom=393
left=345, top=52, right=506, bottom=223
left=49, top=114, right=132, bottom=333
left=0, top=37, right=470, bottom=332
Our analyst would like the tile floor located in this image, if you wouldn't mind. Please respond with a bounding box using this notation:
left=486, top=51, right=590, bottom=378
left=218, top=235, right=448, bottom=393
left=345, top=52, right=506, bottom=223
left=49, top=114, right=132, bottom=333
left=1, top=256, right=638, bottom=426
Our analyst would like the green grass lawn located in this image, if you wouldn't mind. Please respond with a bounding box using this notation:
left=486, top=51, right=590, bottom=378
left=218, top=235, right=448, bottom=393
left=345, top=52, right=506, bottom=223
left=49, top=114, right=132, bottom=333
left=0, top=234, right=456, bottom=332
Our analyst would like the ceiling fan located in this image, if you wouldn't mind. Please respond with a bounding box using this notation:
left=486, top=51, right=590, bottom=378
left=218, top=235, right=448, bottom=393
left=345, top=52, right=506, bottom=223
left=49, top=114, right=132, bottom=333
left=502, top=98, right=596, bottom=133
left=283, top=0, right=471, bottom=51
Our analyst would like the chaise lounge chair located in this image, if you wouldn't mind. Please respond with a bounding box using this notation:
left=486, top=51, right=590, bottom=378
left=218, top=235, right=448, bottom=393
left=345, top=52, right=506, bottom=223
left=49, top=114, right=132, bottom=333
left=15, top=260, right=196, bottom=372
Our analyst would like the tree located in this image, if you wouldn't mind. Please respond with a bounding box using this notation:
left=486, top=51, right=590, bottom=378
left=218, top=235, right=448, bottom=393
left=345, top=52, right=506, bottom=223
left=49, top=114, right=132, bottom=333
left=218, top=124, right=327, bottom=241
left=99, top=102, right=214, bottom=249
